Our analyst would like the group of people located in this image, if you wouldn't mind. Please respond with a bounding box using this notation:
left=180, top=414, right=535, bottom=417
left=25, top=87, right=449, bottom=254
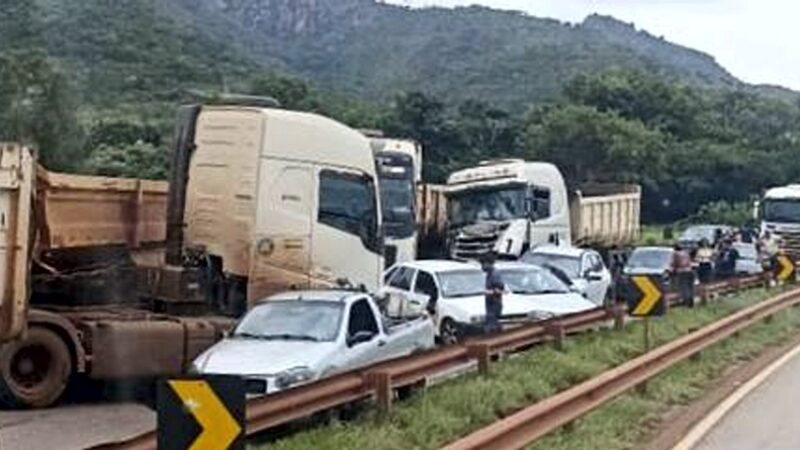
left=671, top=227, right=783, bottom=307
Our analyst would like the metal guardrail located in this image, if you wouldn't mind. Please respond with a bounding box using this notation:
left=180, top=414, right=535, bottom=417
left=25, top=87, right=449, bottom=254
left=442, top=276, right=796, bottom=450
left=90, top=274, right=770, bottom=450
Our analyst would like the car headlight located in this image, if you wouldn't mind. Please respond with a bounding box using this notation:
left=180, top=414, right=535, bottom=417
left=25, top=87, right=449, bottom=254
left=275, top=366, right=315, bottom=390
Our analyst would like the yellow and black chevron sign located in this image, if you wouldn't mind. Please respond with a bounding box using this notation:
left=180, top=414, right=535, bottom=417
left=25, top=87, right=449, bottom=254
left=625, top=275, right=666, bottom=317
left=158, top=376, right=244, bottom=450
left=775, top=255, right=796, bottom=282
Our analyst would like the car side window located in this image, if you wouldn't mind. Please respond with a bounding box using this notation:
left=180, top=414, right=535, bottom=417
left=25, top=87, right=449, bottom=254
left=348, top=299, right=379, bottom=337
left=383, top=266, right=398, bottom=284
left=590, top=254, right=605, bottom=272
left=414, top=270, right=438, bottom=299
left=388, top=267, right=415, bottom=291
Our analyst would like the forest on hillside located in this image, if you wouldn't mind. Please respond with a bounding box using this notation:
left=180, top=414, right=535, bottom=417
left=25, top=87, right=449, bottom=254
left=3, top=0, right=800, bottom=223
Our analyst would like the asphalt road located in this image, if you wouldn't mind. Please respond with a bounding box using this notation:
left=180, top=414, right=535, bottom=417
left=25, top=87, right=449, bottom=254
left=0, top=402, right=155, bottom=450
left=692, top=343, right=800, bottom=450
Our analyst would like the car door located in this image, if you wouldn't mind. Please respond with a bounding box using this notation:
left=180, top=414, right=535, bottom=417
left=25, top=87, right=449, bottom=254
left=411, top=270, right=439, bottom=316
left=341, top=298, right=384, bottom=369
left=583, top=252, right=611, bottom=305
left=381, top=265, right=418, bottom=317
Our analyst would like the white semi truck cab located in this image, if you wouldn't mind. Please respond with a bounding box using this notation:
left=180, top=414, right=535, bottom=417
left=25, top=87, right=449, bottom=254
left=759, top=185, right=800, bottom=258
left=446, top=160, right=571, bottom=260
left=370, top=138, right=422, bottom=266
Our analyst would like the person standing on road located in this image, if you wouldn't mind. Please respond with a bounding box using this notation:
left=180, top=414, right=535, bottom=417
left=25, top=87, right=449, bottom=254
left=670, top=244, right=695, bottom=307
left=481, top=252, right=504, bottom=333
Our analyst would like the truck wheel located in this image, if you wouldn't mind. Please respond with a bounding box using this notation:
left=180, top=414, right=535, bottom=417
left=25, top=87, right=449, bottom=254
left=439, top=319, right=461, bottom=346
left=0, top=327, right=72, bottom=408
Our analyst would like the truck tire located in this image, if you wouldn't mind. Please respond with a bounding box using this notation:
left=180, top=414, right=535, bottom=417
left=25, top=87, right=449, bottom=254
left=0, top=327, right=72, bottom=408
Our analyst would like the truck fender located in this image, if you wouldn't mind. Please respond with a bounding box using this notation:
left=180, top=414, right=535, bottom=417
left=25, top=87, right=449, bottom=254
left=28, top=309, right=86, bottom=373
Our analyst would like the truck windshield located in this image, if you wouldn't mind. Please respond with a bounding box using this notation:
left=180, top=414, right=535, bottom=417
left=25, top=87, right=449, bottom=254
left=438, top=269, right=486, bottom=298
left=379, top=177, right=415, bottom=239
left=233, top=301, right=344, bottom=342
left=763, top=199, right=800, bottom=223
left=448, top=185, right=527, bottom=226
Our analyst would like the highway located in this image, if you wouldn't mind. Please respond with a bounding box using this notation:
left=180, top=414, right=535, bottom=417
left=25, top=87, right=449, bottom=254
left=0, top=402, right=154, bottom=450
left=690, top=343, right=800, bottom=450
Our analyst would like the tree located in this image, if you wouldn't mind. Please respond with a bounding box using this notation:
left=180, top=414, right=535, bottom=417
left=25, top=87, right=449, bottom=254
left=0, top=50, right=85, bottom=170
left=83, top=141, right=168, bottom=180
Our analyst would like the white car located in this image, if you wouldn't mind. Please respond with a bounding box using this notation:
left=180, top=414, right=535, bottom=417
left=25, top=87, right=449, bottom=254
left=521, top=245, right=612, bottom=305
left=733, top=242, right=764, bottom=275
left=380, top=260, right=597, bottom=344
left=191, top=290, right=435, bottom=395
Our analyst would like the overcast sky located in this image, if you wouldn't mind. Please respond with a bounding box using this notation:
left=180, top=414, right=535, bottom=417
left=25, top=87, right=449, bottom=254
left=387, top=0, right=800, bottom=90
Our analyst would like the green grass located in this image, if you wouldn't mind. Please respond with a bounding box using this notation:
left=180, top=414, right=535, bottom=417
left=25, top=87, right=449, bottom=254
left=638, top=225, right=674, bottom=247
left=252, top=287, right=798, bottom=450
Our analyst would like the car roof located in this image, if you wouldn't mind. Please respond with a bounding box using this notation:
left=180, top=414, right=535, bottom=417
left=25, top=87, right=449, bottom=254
left=264, top=290, right=360, bottom=303
left=632, top=246, right=673, bottom=253
left=528, top=245, right=586, bottom=258
left=396, top=259, right=480, bottom=273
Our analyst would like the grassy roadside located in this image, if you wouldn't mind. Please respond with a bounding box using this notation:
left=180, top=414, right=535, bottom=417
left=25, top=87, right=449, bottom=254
left=253, top=287, right=795, bottom=450
left=528, top=292, right=800, bottom=450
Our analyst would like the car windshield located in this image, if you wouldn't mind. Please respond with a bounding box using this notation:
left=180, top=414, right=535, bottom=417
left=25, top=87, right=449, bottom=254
left=496, top=266, right=570, bottom=295
left=448, top=185, right=527, bottom=226
left=521, top=253, right=581, bottom=278
left=233, top=301, right=344, bottom=342
left=626, top=249, right=673, bottom=271
left=379, top=176, right=415, bottom=239
left=763, top=199, right=800, bottom=223
left=437, top=269, right=487, bottom=298
left=680, top=226, right=718, bottom=242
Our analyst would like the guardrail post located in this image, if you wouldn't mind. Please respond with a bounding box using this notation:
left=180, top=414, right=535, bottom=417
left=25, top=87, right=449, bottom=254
left=546, top=322, right=566, bottom=351
left=699, top=285, right=709, bottom=307
left=468, top=343, right=491, bottom=376
left=368, top=371, right=393, bottom=417
left=612, top=305, right=626, bottom=331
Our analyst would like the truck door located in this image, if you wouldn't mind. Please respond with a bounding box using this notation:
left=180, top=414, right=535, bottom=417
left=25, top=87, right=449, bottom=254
left=248, top=160, right=314, bottom=302
left=311, top=168, right=382, bottom=290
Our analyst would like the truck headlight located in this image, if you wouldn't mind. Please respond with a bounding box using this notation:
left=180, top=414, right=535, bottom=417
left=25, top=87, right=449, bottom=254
left=275, top=366, right=314, bottom=390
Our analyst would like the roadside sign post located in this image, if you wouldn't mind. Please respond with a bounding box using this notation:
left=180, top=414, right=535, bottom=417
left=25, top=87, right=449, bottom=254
left=623, top=275, right=665, bottom=393
left=158, top=375, right=245, bottom=450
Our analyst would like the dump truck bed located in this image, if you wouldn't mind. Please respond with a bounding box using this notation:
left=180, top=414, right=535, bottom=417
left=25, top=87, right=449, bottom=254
left=570, top=184, right=641, bottom=248
left=37, top=167, right=168, bottom=250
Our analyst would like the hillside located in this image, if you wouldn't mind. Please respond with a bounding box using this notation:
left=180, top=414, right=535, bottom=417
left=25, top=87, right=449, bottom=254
left=167, top=0, right=745, bottom=108
left=2, top=0, right=773, bottom=111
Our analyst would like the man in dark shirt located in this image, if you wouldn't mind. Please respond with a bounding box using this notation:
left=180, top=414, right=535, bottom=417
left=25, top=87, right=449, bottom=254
left=481, top=252, right=504, bottom=333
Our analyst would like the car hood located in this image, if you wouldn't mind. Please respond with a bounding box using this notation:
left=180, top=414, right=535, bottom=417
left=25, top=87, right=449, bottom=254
left=512, top=292, right=598, bottom=315
left=193, top=338, right=338, bottom=376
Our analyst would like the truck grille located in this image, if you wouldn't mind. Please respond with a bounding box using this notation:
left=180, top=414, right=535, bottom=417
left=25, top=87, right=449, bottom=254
left=451, top=233, right=500, bottom=260
left=780, top=231, right=800, bottom=259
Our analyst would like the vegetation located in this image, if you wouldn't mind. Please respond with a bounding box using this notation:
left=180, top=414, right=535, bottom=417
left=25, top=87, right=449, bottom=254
left=3, top=0, right=800, bottom=220
left=255, top=287, right=795, bottom=450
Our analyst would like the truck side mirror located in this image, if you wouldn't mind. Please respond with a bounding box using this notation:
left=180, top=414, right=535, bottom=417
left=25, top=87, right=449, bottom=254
left=753, top=201, right=761, bottom=221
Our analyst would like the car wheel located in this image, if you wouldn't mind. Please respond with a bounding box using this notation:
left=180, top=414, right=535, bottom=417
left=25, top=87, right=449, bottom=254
left=439, top=319, right=461, bottom=346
